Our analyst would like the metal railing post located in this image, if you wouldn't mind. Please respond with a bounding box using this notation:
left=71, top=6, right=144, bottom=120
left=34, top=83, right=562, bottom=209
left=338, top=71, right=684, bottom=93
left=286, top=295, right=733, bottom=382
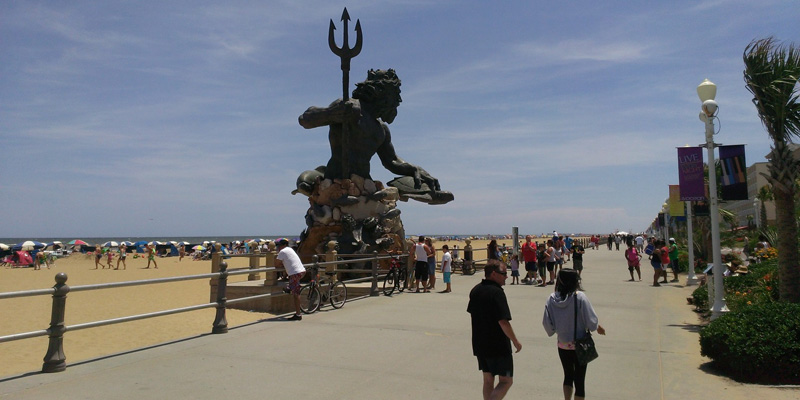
left=212, top=261, right=228, bottom=334
left=370, top=251, right=379, bottom=296
left=42, top=272, right=69, bottom=373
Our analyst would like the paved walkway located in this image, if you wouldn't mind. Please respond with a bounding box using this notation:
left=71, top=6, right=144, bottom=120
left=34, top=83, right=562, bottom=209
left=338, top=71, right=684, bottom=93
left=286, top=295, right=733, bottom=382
left=1, top=246, right=798, bottom=399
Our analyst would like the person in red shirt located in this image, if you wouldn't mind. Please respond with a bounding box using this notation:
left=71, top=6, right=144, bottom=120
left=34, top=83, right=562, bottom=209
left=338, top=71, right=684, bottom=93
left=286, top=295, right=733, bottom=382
left=520, top=235, right=538, bottom=284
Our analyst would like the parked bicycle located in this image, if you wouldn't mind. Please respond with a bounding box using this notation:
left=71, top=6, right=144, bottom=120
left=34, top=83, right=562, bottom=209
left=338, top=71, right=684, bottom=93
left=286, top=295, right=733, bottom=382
left=298, top=264, right=347, bottom=314
left=382, top=254, right=408, bottom=296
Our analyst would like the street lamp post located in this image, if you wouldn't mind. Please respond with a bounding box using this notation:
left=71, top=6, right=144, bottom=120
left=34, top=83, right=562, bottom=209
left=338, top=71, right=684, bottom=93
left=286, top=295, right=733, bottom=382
left=686, top=201, right=698, bottom=285
left=697, top=79, right=727, bottom=319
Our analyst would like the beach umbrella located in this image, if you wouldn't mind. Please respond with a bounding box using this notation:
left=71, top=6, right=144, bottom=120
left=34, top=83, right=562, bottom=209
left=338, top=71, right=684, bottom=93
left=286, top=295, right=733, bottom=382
left=121, top=241, right=134, bottom=247
left=103, top=241, right=119, bottom=247
left=45, top=241, right=63, bottom=250
left=0, top=243, right=9, bottom=250
left=177, top=241, right=190, bottom=246
left=193, top=245, right=206, bottom=251
left=68, top=239, right=88, bottom=246
left=169, top=241, right=178, bottom=245
left=149, top=241, right=164, bottom=246
left=14, top=241, right=46, bottom=251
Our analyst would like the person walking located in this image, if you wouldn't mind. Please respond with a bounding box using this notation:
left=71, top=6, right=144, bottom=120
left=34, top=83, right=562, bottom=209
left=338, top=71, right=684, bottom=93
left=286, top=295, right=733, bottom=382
left=425, top=237, right=437, bottom=291
left=650, top=240, right=663, bottom=286
left=94, top=246, right=105, bottom=269
left=571, top=242, right=585, bottom=276
left=542, top=268, right=606, bottom=400
left=520, top=236, right=537, bottom=284
left=659, top=240, right=671, bottom=284
left=545, top=240, right=557, bottom=285
left=624, top=243, right=641, bottom=281
left=467, top=260, right=522, bottom=400
left=145, top=244, right=158, bottom=269
left=668, top=238, right=679, bottom=282
left=275, top=238, right=306, bottom=321
left=116, top=243, right=127, bottom=270
left=440, top=244, right=452, bottom=293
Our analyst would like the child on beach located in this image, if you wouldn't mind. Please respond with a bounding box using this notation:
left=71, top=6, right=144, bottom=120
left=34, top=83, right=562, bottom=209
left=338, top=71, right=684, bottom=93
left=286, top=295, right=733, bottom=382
left=510, top=254, right=520, bottom=284
left=440, top=244, right=452, bottom=293
left=106, top=248, right=114, bottom=268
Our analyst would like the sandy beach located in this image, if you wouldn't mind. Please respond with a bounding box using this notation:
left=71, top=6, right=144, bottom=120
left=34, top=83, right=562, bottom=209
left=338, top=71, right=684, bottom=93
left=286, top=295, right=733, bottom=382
left=0, top=236, right=585, bottom=377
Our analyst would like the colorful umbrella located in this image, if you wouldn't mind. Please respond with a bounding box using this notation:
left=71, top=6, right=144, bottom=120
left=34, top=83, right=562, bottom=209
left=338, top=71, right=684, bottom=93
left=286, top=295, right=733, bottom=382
left=68, top=239, right=88, bottom=246
left=193, top=245, right=206, bottom=251
left=14, top=241, right=46, bottom=251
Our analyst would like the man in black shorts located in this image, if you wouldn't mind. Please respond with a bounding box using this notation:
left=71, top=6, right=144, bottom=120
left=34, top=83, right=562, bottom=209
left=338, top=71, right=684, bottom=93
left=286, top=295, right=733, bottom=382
left=412, top=236, right=432, bottom=293
left=467, top=260, right=522, bottom=399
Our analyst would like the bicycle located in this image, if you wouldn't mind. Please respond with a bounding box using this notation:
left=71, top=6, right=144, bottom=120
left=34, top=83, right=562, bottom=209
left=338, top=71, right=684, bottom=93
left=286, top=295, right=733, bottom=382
left=382, top=254, right=408, bottom=296
left=298, top=265, right=347, bottom=314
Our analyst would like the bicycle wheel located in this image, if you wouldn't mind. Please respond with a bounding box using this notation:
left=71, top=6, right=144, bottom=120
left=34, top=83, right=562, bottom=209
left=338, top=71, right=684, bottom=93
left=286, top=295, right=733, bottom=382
left=329, top=281, right=347, bottom=309
left=383, top=270, right=397, bottom=296
left=398, top=267, right=408, bottom=292
left=298, top=285, right=321, bottom=314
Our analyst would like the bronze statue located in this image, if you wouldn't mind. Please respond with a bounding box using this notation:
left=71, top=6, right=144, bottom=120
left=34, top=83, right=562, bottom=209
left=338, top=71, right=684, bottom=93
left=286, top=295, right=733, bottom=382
left=298, top=69, right=453, bottom=204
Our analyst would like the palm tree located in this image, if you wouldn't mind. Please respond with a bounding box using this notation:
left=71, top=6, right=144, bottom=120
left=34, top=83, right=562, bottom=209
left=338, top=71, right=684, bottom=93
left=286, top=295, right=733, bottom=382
left=756, top=184, right=774, bottom=228
left=743, top=37, right=800, bottom=303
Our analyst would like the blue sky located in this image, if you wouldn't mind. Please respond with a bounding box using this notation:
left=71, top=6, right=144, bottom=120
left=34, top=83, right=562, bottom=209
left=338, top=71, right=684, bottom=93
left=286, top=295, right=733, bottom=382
left=1, top=1, right=798, bottom=238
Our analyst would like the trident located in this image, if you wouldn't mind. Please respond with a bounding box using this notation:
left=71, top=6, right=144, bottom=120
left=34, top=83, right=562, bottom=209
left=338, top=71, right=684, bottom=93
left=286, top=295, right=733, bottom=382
left=328, top=7, right=362, bottom=102
left=328, top=7, right=362, bottom=178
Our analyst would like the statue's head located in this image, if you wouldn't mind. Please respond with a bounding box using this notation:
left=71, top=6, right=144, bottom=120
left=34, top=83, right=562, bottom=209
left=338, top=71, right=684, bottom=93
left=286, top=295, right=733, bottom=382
left=353, top=69, right=402, bottom=123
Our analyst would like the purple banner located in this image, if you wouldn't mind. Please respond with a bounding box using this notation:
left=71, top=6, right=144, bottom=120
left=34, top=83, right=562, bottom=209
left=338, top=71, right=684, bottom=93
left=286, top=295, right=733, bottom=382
left=719, top=145, right=748, bottom=200
left=677, top=147, right=705, bottom=201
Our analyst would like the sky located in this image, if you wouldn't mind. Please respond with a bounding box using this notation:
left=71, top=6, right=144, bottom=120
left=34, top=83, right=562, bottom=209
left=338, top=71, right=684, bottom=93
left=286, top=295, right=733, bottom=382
left=1, top=1, right=798, bottom=239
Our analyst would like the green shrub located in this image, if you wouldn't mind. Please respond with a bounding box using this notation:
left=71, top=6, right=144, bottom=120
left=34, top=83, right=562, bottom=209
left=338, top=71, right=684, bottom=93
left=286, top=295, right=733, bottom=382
left=699, top=303, right=800, bottom=384
left=692, top=285, right=708, bottom=311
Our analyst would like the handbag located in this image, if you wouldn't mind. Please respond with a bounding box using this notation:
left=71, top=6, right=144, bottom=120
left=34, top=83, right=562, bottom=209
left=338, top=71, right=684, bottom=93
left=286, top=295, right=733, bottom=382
left=574, top=295, right=598, bottom=365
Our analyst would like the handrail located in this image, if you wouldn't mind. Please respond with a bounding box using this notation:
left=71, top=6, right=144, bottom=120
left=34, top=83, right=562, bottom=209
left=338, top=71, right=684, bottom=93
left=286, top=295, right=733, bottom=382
left=0, top=251, right=409, bottom=373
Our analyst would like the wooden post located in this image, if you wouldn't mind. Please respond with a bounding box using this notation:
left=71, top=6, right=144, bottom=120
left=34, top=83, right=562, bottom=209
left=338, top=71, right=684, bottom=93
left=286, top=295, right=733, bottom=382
left=463, top=239, right=474, bottom=275
left=212, top=261, right=228, bottom=334
left=42, top=272, right=69, bottom=373
left=325, top=241, right=338, bottom=275
left=248, top=246, right=261, bottom=281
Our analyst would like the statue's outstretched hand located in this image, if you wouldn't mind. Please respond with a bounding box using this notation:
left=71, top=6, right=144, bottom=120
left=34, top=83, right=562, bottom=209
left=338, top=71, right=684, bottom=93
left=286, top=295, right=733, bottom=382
left=414, top=168, right=441, bottom=192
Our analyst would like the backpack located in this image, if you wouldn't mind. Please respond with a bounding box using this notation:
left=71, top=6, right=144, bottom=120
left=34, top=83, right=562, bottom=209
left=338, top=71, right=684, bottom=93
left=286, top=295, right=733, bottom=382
left=644, top=244, right=654, bottom=255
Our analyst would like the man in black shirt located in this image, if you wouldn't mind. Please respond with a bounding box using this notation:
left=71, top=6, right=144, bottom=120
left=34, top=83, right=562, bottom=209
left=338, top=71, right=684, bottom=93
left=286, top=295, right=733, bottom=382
left=571, top=243, right=585, bottom=276
left=467, top=260, right=522, bottom=399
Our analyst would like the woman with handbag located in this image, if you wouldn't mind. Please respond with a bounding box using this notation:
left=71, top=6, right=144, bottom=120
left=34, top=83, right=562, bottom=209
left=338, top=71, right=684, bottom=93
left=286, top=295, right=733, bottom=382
left=542, top=268, right=605, bottom=400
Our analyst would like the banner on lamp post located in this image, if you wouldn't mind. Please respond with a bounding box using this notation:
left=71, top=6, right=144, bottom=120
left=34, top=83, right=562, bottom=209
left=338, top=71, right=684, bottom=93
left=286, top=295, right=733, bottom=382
left=719, top=144, right=748, bottom=201
left=669, top=185, right=685, bottom=217
left=677, top=147, right=705, bottom=201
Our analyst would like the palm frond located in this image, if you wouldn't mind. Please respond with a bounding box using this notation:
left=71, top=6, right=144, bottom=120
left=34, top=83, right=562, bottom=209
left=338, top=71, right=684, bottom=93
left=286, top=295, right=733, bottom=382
left=743, top=37, right=800, bottom=143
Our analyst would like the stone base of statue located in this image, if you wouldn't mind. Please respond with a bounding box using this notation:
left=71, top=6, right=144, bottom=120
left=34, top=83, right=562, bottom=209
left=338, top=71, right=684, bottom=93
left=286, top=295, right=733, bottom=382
left=295, top=171, right=407, bottom=264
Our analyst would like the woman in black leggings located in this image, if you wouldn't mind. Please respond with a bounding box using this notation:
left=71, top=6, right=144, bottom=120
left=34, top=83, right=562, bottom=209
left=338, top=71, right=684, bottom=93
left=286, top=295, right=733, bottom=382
left=542, top=269, right=606, bottom=399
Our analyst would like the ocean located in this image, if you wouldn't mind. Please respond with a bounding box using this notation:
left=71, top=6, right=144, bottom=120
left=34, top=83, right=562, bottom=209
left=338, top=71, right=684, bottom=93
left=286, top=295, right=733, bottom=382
left=0, top=236, right=294, bottom=246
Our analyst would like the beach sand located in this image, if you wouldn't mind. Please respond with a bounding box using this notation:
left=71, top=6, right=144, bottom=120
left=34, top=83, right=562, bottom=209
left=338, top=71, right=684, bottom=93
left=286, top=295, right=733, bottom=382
left=0, top=236, right=584, bottom=377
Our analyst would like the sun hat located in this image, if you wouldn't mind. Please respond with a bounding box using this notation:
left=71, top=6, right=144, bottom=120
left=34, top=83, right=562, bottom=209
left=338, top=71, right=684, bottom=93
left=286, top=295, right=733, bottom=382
left=275, top=238, right=290, bottom=247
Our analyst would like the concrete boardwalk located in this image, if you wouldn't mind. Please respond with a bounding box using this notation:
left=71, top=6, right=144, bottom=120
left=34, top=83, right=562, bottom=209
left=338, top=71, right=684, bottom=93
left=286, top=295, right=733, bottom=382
left=1, top=246, right=797, bottom=399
